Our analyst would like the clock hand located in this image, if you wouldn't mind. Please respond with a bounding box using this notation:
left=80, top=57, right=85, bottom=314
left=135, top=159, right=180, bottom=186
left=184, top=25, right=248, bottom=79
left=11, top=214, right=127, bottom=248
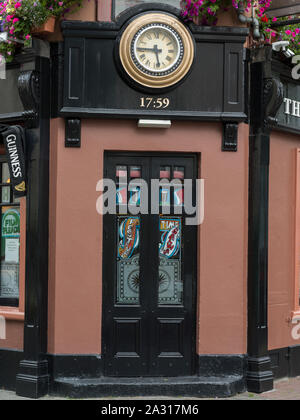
left=136, top=47, right=163, bottom=53
left=153, top=44, right=161, bottom=67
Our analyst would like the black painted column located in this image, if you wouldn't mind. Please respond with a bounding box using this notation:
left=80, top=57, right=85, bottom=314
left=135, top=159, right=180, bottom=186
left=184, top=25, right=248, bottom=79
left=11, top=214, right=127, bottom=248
left=247, top=47, right=283, bottom=393
left=16, top=50, right=51, bottom=398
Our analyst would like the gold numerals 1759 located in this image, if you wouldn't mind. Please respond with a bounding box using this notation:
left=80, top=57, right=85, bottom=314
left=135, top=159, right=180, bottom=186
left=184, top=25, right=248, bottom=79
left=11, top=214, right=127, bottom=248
left=140, top=97, right=170, bottom=109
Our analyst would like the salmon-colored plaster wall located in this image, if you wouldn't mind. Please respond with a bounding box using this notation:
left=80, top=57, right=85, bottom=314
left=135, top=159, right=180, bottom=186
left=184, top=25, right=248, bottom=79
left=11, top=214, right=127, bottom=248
left=0, top=321, right=23, bottom=349
left=269, top=130, right=300, bottom=350
left=48, top=118, right=248, bottom=355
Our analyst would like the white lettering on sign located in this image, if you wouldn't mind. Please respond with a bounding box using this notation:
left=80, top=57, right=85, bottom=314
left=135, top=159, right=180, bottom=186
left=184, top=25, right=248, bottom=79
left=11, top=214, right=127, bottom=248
left=284, top=98, right=300, bottom=118
left=6, top=134, right=22, bottom=178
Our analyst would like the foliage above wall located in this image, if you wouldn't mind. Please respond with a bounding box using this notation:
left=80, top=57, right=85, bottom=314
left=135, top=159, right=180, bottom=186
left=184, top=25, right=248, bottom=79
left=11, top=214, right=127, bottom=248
left=261, top=15, right=300, bottom=55
left=0, top=1, right=300, bottom=62
left=0, top=0, right=82, bottom=62
left=181, top=0, right=300, bottom=54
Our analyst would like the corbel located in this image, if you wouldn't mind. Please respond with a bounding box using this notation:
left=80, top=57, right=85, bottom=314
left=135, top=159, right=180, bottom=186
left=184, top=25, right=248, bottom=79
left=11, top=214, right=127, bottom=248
left=17, top=70, right=40, bottom=128
left=222, top=122, right=239, bottom=152
left=65, top=118, right=81, bottom=148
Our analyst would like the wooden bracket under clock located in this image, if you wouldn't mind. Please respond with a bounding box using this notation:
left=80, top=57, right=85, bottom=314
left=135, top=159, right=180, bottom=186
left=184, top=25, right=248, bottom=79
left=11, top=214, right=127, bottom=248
left=222, top=122, right=239, bottom=152
left=65, top=118, right=81, bottom=148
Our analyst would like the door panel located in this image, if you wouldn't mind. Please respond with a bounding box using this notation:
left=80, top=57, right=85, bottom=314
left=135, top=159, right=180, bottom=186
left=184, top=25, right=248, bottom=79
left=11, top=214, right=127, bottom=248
left=102, top=153, right=197, bottom=377
left=113, top=318, right=141, bottom=356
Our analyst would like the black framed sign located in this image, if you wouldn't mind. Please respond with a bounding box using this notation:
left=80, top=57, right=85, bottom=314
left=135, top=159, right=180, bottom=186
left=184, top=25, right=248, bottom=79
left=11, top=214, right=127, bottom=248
left=276, top=81, right=300, bottom=133
left=272, top=58, right=300, bottom=134
left=0, top=125, right=26, bottom=197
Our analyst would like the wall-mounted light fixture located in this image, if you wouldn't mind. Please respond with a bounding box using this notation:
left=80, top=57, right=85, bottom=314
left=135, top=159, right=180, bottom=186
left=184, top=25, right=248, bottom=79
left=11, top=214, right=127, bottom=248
left=138, top=120, right=171, bottom=129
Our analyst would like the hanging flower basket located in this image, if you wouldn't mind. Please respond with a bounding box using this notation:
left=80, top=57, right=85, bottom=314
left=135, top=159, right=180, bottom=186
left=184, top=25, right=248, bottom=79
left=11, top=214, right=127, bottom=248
left=0, top=0, right=84, bottom=62
left=32, top=15, right=56, bottom=35
left=180, top=0, right=300, bottom=55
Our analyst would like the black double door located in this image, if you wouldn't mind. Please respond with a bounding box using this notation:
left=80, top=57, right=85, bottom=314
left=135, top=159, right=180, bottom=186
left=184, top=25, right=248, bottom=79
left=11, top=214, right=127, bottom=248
left=102, top=153, right=197, bottom=377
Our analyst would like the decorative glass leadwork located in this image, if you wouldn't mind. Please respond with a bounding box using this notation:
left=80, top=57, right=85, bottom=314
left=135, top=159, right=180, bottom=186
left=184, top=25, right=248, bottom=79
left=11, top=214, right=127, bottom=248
left=158, top=217, right=182, bottom=305
left=116, top=216, right=140, bottom=305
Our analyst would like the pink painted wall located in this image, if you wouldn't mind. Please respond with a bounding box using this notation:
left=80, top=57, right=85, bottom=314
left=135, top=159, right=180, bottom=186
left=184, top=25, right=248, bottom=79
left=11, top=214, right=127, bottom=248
left=0, top=321, right=23, bottom=349
left=48, top=118, right=249, bottom=355
left=97, top=0, right=112, bottom=21
left=269, top=130, right=300, bottom=350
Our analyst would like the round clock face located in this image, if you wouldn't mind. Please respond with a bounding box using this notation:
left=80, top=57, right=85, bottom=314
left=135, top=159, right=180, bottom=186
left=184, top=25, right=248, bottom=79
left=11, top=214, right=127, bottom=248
left=119, top=13, right=194, bottom=89
left=132, top=24, right=183, bottom=77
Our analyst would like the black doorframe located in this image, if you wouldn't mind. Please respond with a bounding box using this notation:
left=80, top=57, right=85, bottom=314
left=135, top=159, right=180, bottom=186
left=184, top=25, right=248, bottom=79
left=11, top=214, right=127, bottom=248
left=101, top=151, right=198, bottom=377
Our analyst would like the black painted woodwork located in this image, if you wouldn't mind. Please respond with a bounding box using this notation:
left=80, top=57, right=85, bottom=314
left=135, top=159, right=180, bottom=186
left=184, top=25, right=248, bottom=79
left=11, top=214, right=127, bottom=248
left=65, top=118, right=81, bottom=148
left=102, top=153, right=197, bottom=377
left=18, top=71, right=40, bottom=129
left=247, top=46, right=284, bottom=394
left=2, top=346, right=300, bottom=396
left=222, top=123, right=238, bottom=152
left=60, top=4, right=248, bottom=121
left=0, top=349, right=23, bottom=391
left=196, top=354, right=246, bottom=377
left=269, top=346, right=300, bottom=379
left=50, top=43, right=64, bottom=119
left=15, top=54, right=51, bottom=399
left=0, top=39, right=50, bottom=124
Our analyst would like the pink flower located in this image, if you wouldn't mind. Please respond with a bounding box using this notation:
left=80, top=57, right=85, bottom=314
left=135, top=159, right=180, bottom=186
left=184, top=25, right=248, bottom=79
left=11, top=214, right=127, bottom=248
left=14, top=2, right=21, bottom=9
left=12, top=17, right=19, bottom=23
left=25, top=34, right=31, bottom=40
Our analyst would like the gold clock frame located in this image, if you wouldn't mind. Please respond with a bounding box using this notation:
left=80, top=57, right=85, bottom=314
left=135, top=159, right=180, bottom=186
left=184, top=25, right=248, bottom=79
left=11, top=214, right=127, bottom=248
left=119, top=13, right=195, bottom=89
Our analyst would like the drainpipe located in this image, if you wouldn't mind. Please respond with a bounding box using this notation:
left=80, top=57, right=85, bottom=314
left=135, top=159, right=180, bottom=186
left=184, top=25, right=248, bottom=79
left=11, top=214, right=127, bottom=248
left=237, top=2, right=261, bottom=39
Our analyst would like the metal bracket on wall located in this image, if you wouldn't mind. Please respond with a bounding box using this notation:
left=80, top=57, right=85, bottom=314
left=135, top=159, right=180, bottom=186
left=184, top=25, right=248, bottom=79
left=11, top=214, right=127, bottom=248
left=65, top=118, right=81, bottom=148
left=222, top=123, right=239, bottom=152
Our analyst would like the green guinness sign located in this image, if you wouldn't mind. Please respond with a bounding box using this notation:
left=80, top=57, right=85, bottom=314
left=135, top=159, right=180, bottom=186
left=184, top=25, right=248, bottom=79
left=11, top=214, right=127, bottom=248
left=1, top=209, right=20, bottom=238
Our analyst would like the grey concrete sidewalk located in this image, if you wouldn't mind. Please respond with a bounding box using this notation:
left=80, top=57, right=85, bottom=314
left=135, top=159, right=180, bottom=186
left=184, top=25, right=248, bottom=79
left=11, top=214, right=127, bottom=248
left=0, top=377, right=299, bottom=400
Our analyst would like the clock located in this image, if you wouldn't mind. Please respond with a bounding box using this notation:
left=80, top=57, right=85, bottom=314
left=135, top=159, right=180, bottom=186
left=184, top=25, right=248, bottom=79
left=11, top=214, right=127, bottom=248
left=119, top=12, right=195, bottom=89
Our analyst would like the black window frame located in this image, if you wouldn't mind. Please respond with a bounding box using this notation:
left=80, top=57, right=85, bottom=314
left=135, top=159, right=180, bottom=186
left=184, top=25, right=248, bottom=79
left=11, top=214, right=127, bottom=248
left=0, top=155, right=20, bottom=308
